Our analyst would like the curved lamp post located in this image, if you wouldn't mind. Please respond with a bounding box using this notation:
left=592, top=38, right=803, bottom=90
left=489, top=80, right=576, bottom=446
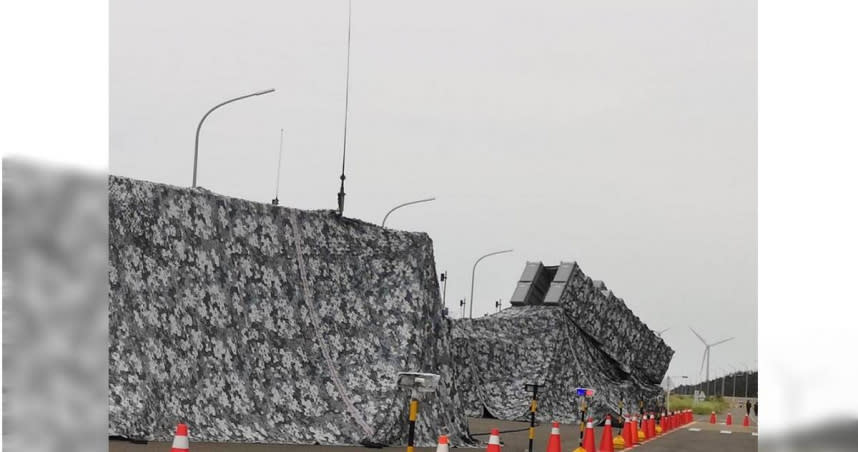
left=469, top=249, right=513, bottom=318
left=665, top=375, right=688, bottom=411
left=381, top=197, right=436, bottom=227
left=192, top=88, right=276, bottom=187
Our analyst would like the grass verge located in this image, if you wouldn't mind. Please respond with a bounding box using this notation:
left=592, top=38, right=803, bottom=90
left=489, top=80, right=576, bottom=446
left=669, top=395, right=731, bottom=415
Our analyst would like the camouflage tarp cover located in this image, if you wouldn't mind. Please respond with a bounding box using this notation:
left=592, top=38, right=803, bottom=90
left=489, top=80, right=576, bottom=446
left=452, top=264, right=673, bottom=423
left=108, top=176, right=473, bottom=447
left=560, top=264, right=674, bottom=384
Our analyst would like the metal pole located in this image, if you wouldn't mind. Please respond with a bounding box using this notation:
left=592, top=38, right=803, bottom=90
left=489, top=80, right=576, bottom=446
left=440, top=272, right=447, bottom=307
left=469, top=249, right=513, bottom=319
left=192, top=88, right=275, bottom=187
left=732, top=372, right=736, bottom=398
left=382, top=197, right=436, bottom=227
left=405, top=398, right=418, bottom=452
left=336, top=0, right=353, bottom=216
left=273, top=128, right=284, bottom=205
left=525, top=384, right=542, bottom=452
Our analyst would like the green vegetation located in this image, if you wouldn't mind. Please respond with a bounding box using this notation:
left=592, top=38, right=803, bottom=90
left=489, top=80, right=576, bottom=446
left=668, top=394, right=731, bottom=415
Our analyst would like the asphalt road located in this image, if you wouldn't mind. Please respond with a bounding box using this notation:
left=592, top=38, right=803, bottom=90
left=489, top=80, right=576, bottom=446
left=109, top=416, right=758, bottom=451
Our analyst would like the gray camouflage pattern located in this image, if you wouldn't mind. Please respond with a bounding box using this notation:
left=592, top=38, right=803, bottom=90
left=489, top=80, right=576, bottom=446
left=452, top=263, right=673, bottom=423
left=108, top=176, right=473, bottom=447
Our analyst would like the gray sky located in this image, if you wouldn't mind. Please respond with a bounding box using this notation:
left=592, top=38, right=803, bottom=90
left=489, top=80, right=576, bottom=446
left=111, top=0, right=756, bottom=384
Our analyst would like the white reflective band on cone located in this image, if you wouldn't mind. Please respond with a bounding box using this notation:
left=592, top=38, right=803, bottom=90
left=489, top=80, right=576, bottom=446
left=551, top=427, right=560, bottom=434
left=586, top=422, right=593, bottom=428
left=172, top=435, right=189, bottom=449
left=488, top=435, right=500, bottom=445
left=606, top=419, right=611, bottom=426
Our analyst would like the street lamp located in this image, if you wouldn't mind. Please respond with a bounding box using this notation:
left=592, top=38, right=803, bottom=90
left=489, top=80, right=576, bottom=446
left=665, top=375, right=688, bottom=411
left=469, top=249, right=513, bottom=319
left=192, top=88, right=276, bottom=187
left=381, top=197, right=436, bottom=227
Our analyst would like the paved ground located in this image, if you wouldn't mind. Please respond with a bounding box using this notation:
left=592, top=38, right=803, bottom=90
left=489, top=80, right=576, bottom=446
left=110, top=415, right=758, bottom=451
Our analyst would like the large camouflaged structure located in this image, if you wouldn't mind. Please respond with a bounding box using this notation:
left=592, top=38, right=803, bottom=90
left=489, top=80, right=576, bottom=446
left=108, top=176, right=474, bottom=447
left=452, top=262, right=673, bottom=423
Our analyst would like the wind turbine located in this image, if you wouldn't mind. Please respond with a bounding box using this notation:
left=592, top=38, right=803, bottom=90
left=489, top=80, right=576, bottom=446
left=689, top=327, right=734, bottom=384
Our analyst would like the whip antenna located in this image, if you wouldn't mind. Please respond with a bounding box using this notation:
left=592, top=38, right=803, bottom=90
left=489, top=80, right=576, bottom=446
left=272, top=128, right=284, bottom=205
left=336, top=0, right=352, bottom=217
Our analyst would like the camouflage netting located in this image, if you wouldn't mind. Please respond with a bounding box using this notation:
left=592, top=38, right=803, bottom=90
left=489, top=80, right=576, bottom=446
left=452, top=263, right=673, bottom=423
left=108, top=176, right=474, bottom=447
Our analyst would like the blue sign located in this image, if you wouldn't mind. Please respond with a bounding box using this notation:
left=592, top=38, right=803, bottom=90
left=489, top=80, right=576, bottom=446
left=576, top=388, right=595, bottom=397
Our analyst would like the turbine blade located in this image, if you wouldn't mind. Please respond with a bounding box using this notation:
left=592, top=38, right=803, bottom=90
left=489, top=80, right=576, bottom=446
left=711, top=337, right=735, bottom=347
left=689, top=327, right=707, bottom=344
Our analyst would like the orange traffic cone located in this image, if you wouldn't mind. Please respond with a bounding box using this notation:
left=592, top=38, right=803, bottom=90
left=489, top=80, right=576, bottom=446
left=486, top=429, right=501, bottom=452
left=743, top=414, right=750, bottom=427
left=726, top=413, right=733, bottom=426
left=546, top=421, right=561, bottom=452
left=659, top=412, right=667, bottom=433
left=630, top=416, right=638, bottom=446
left=436, top=434, right=450, bottom=452
left=642, top=414, right=651, bottom=439
left=622, top=417, right=634, bottom=448
left=709, top=411, right=716, bottom=424
left=599, top=416, right=615, bottom=452
left=649, top=413, right=656, bottom=438
left=583, top=418, right=597, bottom=452
left=171, top=423, right=189, bottom=452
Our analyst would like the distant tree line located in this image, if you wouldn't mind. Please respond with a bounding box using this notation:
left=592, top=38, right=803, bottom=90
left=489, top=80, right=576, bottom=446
left=672, top=371, right=758, bottom=398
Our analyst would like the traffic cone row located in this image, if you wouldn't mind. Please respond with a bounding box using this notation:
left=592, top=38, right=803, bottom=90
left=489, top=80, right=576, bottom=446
left=170, top=411, right=702, bottom=452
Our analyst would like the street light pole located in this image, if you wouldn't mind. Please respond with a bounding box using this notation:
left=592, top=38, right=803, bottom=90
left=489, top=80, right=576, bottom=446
left=665, top=375, right=688, bottom=412
left=381, top=197, right=436, bottom=227
left=469, top=249, right=513, bottom=319
left=192, top=88, right=276, bottom=187
left=732, top=370, right=737, bottom=398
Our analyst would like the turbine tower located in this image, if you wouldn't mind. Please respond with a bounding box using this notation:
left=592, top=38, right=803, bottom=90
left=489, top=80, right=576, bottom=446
left=690, top=327, right=734, bottom=383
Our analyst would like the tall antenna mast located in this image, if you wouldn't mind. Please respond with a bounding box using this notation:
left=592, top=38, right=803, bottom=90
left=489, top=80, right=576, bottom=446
left=336, top=0, right=353, bottom=217
left=272, top=128, right=284, bottom=205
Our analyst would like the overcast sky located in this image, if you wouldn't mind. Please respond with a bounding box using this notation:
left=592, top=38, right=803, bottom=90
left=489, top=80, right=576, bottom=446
left=111, top=0, right=756, bottom=384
